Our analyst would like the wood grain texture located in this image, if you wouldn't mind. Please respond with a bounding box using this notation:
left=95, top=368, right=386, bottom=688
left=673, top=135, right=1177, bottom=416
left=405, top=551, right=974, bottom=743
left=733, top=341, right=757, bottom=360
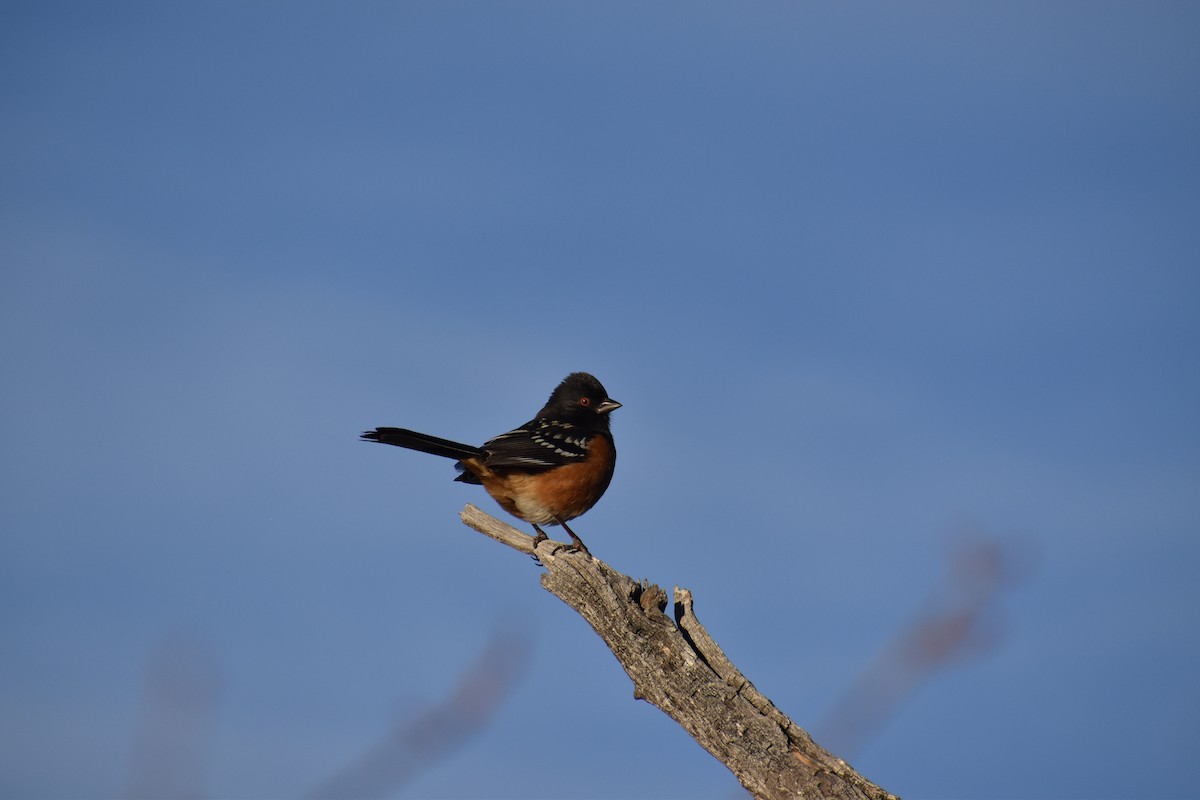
left=458, top=504, right=898, bottom=800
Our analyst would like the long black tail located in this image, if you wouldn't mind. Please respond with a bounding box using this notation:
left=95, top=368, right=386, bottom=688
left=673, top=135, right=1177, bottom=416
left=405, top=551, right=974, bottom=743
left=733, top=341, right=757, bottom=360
left=360, top=427, right=484, bottom=460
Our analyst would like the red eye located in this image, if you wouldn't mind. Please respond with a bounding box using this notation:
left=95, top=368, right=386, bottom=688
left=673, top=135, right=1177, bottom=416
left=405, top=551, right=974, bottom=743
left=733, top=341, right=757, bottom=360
left=579, top=397, right=591, bottom=407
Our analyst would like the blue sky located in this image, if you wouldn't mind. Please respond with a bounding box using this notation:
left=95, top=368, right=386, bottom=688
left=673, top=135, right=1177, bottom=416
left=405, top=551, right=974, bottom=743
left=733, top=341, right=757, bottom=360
left=2, top=3, right=1198, bottom=798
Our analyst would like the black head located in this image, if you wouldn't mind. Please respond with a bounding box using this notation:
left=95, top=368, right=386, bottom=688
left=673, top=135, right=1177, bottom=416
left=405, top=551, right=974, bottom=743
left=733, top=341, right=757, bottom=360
left=538, top=372, right=621, bottom=424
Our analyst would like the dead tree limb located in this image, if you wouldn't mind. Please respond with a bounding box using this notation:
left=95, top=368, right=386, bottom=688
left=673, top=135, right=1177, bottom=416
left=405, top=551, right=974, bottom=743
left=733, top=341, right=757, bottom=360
left=459, top=504, right=898, bottom=800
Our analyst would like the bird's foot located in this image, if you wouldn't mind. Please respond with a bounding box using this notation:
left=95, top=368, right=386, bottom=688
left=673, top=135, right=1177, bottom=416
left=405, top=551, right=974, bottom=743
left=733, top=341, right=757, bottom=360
left=559, top=521, right=592, bottom=557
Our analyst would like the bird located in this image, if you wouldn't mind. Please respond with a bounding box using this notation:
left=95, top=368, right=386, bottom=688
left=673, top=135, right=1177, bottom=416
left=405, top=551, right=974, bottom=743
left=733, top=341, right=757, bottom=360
left=360, top=372, right=620, bottom=555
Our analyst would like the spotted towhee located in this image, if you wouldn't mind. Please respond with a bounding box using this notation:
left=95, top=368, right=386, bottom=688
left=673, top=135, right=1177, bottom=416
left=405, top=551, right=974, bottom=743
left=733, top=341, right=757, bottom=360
left=361, top=372, right=620, bottom=554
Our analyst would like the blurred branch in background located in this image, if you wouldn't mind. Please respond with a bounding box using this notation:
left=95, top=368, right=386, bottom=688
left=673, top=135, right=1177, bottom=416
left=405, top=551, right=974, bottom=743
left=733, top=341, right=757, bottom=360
left=304, top=626, right=534, bottom=800
left=124, top=635, right=222, bottom=800
left=814, top=531, right=1033, bottom=760
left=119, top=531, right=1024, bottom=800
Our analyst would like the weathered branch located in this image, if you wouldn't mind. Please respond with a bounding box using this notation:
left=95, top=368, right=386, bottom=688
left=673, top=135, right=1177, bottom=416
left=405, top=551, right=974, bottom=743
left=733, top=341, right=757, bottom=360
left=459, top=504, right=898, bottom=800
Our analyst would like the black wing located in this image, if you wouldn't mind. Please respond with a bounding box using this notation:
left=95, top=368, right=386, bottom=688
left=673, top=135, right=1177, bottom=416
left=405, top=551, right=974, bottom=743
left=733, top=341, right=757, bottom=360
left=481, top=418, right=593, bottom=470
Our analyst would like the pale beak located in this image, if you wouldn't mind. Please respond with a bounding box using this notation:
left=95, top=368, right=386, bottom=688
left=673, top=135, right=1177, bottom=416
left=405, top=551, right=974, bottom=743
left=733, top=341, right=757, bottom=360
left=596, top=399, right=622, bottom=415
